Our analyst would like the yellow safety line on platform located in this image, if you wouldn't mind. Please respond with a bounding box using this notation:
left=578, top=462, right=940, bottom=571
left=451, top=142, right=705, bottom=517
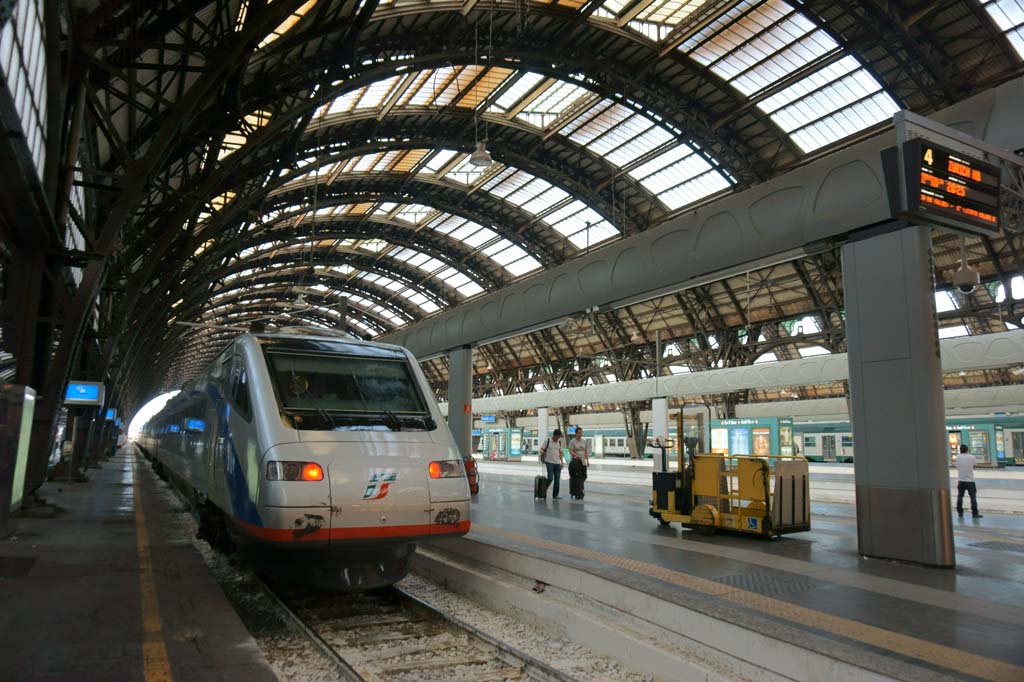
left=476, top=524, right=1024, bottom=682
left=132, top=455, right=174, bottom=682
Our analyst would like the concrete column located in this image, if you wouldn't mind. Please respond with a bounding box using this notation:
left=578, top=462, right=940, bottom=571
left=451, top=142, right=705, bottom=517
left=843, top=224, right=954, bottom=567
left=652, top=397, right=669, bottom=471
left=537, top=407, right=549, bottom=444
left=446, top=346, right=473, bottom=458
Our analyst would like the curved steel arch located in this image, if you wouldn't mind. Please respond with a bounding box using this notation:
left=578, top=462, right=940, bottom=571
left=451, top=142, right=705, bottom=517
left=191, top=249, right=461, bottom=311
left=202, top=297, right=389, bottom=335
left=202, top=288, right=401, bottom=332
left=201, top=270, right=421, bottom=323
left=261, top=179, right=574, bottom=259
left=196, top=215, right=507, bottom=289
left=201, top=271, right=426, bottom=323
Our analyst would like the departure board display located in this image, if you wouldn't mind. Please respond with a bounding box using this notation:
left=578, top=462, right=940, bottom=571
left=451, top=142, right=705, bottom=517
left=904, top=139, right=1000, bottom=233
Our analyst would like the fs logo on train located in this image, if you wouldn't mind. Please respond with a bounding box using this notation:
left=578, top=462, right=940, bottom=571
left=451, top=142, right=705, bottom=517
left=363, top=469, right=398, bottom=500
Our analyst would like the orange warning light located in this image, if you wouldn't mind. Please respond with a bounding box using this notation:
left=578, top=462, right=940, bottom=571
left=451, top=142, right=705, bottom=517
left=302, top=463, right=324, bottom=481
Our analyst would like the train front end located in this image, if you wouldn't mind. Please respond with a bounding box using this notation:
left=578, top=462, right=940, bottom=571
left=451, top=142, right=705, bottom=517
left=244, top=334, right=471, bottom=590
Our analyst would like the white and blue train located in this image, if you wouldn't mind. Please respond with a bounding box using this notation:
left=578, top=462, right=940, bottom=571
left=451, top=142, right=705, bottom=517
left=137, top=329, right=471, bottom=589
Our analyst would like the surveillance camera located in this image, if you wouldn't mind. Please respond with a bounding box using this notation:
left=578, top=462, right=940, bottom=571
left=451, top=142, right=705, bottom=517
left=952, top=266, right=980, bottom=295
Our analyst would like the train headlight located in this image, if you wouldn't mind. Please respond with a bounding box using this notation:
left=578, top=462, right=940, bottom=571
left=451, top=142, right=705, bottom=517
left=266, top=461, right=324, bottom=481
left=428, top=460, right=464, bottom=479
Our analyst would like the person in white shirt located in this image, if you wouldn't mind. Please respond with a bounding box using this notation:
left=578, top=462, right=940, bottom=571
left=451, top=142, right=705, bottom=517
left=955, top=443, right=982, bottom=519
left=539, top=429, right=564, bottom=499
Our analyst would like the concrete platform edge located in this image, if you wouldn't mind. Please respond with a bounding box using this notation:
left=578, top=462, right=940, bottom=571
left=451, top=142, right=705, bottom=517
left=416, top=537, right=924, bottom=682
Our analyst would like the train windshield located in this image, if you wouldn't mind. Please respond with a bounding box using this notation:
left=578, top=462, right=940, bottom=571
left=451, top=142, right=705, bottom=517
left=264, top=351, right=435, bottom=431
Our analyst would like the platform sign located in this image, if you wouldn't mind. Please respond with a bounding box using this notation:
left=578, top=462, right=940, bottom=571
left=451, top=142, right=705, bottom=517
left=903, top=139, right=1000, bottom=234
left=65, top=381, right=105, bottom=406
left=480, top=415, right=496, bottom=423
left=105, top=408, right=116, bottom=421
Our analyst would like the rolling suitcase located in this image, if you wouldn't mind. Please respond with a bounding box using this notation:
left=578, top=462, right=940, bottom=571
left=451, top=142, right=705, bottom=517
left=569, top=477, right=584, bottom=499
left=568, top=458, right=586, bottom=499
left=534, top=475, right=550, bottom=499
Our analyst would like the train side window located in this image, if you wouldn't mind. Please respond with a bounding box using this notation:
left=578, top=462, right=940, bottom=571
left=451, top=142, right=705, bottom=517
left=231, top=362, right=252, bottom=421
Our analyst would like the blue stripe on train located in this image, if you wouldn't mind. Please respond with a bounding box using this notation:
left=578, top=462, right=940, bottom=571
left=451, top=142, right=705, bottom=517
left=206, top=384, right=262, bottom=526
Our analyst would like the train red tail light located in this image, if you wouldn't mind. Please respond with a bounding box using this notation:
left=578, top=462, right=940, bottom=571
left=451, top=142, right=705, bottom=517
left=266, top=461, right=325, bottom=481
left=428, top=460, right=463, bottom=479
left=302, top=463, right=324, bottom=481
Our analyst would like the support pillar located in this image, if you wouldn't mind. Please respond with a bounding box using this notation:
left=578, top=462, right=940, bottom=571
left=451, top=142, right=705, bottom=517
left=447, top=346, right=473, bottom=458
left=652, top=397, right=668, bottom=471
left=537, top=408, right=549, bottom=450
left=843, top=225, right=954, bottom=567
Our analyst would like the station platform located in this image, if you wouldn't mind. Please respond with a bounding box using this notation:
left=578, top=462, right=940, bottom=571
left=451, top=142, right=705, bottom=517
left=0, top=449, right=276, bottom=682
left=424, top=468, right=1024, bottom=682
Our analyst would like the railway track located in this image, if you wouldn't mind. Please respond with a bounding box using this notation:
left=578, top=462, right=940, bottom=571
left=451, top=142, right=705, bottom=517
left=259, top=579, right=580, bottom=682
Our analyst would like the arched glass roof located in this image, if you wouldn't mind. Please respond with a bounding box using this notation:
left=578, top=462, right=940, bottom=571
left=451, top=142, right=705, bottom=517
left=304, top=66, right=734, bottom=210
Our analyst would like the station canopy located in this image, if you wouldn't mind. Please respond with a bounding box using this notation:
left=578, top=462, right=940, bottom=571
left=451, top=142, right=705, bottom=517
left=53, top=0, right=1024, bottom=409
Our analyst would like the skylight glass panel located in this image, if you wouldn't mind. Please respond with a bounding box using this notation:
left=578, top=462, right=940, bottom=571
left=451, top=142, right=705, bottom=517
left=394, top=204, right=434, bottom=224
left=685, top=0, right=839, bottom=96
left=564, top=100, right=677, bottom=167
left=443, top=154, right=491, bottom=185
left=938, top=325, right=970, bottom=339
left=1012, top=275, right=1024, bottom=299
left=934, top=291, right=957, bottom=313
left=420, top=150, right=455, bottom=176
left=761, top=56, right=899, bottom=152
left=514, top=81, right=593, bottom=128
left=521, top=185, right=572, bottom=214
left=326, top=90, right=361, bottom=116
left=543, top=201, right=619, bottom=247
left=628, top=143, right=731, bottom=210
left=505, top=256, right=543, bottom=277
left=489, top=72, right=546, bottom=113
left=482, top=239, right=520, bottom=263
left=982, top=1, right=1024, bottom=58
left=356, top=75, right=401, bottom=110
left=483, top=168, right=532, bottom=198
left=566, top=221, right=620, bottom=249
left=798, top=345, right=830, bottom=358
left=459, top=67, right=515, bottom=108
left=450, top=223, right=498, bottom=248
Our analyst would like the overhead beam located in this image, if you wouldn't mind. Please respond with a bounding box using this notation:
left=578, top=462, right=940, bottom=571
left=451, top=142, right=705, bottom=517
left=434, top=329, right=1024, bottom=414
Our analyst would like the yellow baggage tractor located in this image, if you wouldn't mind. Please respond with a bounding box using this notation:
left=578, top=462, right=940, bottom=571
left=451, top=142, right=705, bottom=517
left=650, top=437, right=811, bottom=538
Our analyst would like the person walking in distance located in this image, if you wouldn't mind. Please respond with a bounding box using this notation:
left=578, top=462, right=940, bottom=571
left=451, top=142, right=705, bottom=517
left=540, top=429, right=564, bottom=499
left=956, top=443, right=982, bottom=519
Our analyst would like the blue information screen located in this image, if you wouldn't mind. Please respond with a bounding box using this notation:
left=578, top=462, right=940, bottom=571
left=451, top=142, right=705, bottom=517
left=66, top=383, right=100, bottom=403
left=481, top=415, right=496, bottom=423
left=105, top=408, right=116, bottom=420
left=186, top=419, right=205, bottom=431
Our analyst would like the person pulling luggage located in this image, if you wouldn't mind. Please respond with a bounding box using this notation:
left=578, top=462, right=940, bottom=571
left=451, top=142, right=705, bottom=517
left=538, top=429, right=564, bottom=499
left=568, top=427, right=590, bottom=499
